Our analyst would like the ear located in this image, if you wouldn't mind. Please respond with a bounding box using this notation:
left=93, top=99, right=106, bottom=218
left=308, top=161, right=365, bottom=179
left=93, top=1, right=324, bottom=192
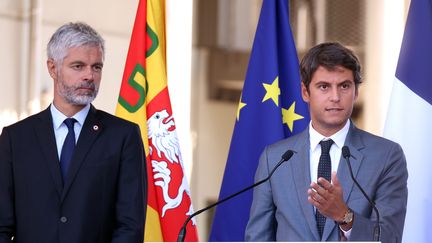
left=47, top=58, right=57, bottom=80
left=354, top=86, right=359, bottom=101
left=301, top=82, right=310, bottom=103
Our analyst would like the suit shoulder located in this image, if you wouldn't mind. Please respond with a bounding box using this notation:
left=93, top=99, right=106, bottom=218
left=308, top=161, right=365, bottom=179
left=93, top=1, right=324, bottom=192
left=266, top=130, right=307, bottom=152
left=357, top=128, right=399, bottom=144
left=355, top=128, right=403, bottom=151
left=1, top=111, right=44, bottom=132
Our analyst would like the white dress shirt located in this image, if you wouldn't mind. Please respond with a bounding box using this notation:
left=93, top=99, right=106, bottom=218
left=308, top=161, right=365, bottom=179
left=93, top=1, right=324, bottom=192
left=50, top=104, right=90, bottom=159
left=308, top=119, right=350, bottom=183
left=308, top=119, right=352, bottom=238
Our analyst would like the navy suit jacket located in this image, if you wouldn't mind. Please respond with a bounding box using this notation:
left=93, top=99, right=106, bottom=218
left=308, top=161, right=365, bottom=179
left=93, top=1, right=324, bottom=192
left=0, top=105, right=146, bottom=243
left=245, top=123, right=408, bottom=243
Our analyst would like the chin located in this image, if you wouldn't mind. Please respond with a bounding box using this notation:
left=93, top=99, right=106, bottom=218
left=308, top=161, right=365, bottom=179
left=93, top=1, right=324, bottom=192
left=330, top=120, right=349, bottom=128
left=68, top=95, right=96, bottom=106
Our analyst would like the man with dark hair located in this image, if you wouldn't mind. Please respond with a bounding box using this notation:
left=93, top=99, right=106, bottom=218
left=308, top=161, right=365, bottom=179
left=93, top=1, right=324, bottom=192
left=245, top=42, right=407, bottom=242
left=0, top=22, right=146, bottom=243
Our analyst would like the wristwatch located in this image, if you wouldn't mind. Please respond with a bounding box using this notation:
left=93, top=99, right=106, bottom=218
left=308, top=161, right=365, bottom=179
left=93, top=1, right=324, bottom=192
left=339, top=208, right=354, bottom=225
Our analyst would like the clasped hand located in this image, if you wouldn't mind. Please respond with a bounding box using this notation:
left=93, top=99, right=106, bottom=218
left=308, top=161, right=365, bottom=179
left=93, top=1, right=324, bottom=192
left=307, top=171, right=348, bottom=222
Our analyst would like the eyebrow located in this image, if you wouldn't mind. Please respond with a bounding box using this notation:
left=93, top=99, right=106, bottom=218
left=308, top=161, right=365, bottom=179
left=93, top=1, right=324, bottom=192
left=69, top=61, right=85, bottom=65
left=339, top=80, right=354, bottom=84
left=68, top=61, right=104, bottom=66
left=315, top=79, right=353, bottom=84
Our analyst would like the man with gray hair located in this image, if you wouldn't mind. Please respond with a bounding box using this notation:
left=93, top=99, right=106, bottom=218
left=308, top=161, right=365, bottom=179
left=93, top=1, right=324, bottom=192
left=0, top=22, right=146, bottom=243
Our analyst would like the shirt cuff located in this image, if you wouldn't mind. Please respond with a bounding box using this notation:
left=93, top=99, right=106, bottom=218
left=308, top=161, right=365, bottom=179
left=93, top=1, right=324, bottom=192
left=339, top=225, right=352, bottom=240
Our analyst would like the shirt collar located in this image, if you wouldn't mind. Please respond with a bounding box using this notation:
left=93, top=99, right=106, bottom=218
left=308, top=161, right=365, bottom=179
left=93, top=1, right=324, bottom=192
left=50, top=103, right=91, bottom=129
left=309, top=119, right=351, bottom=151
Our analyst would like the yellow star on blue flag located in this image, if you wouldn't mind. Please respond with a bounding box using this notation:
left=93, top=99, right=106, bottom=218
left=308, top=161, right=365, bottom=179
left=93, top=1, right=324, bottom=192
left=262, top=76, right=280, bottom=106
left=282, top=102, right=304, bottom=132
left=237, top=95, right=247, bottom=121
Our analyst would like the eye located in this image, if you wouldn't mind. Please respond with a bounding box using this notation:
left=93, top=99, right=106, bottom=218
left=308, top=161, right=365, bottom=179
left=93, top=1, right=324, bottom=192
left=72, top=64, right=83, bottom=70
left=341, top=83, right=351, bottom=89
left=93, top=65, right=103, bottom=72
left=318, top=84, right=328, bottom=90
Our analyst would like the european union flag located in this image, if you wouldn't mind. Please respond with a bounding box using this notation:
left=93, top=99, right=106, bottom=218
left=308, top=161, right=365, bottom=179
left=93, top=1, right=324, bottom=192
left=209, top=0, right=310, bottom=241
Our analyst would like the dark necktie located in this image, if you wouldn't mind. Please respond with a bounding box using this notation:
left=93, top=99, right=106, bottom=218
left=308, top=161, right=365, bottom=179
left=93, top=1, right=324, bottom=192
left=316, top=139, right=334, bottom=238
left=60, top=118, right=77, bottom=183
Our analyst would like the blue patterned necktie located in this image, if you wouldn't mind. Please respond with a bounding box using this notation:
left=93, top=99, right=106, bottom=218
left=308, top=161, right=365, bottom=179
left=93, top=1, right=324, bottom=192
left=316, top=139, right=334, bottom=238
left=60, top=118, right=77, bottom=183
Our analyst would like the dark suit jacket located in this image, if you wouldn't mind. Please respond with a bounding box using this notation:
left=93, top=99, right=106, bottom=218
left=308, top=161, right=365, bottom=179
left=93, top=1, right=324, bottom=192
left=0, top=105, right=146, bottom=243
left=245, top=123, right=408, bottom=243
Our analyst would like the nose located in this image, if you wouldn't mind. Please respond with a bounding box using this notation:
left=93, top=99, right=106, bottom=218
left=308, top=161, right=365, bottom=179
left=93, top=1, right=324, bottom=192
left=329, top=87, right=340, bottom=102
left=82, top=67, right=95, bottom=82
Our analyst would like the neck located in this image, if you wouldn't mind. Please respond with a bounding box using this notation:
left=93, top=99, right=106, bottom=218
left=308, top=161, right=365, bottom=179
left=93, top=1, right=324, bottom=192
left=52, top=100, right=86, bottom=117
left=311, top=121, right=349, bottom=137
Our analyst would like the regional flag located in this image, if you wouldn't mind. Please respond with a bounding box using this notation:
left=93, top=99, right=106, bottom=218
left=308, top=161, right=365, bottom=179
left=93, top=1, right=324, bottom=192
left=383, top=0, right=432, bottom=242
left=209, top=0, right=310, bottom=241
left=115, top=0, right=198, bottom=241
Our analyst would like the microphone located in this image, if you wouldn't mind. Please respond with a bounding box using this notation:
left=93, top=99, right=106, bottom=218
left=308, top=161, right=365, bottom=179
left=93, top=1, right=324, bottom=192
left=342, top=146, right=381, bottom=242
left=177, top=150, right=294, bottom=242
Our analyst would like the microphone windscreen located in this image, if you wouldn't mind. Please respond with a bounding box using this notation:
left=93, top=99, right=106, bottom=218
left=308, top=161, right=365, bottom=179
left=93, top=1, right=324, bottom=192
left=282, top=150, right=294, bottom=161
left=342, top=146, right=351, bottom=158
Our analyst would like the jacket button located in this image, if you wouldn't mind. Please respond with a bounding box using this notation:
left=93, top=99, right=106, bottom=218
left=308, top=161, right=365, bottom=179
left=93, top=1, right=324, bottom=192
left=60, top=216, right=67, bottom=223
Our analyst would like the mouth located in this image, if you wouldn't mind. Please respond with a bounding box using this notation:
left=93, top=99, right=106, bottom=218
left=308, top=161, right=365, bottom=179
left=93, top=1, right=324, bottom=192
left=325, top=108, right=343, bottom=112
left=163, top=115, right=174, bottom=124
left=76, top=83, right=95, bottom=92
left=77, top=87, right=94, bottom=91
left=163, top=115, right=175, bottom=131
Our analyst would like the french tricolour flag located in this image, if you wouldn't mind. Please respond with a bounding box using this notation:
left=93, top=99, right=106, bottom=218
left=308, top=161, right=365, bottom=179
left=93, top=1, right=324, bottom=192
left=384, top=0, right=432, bottom=242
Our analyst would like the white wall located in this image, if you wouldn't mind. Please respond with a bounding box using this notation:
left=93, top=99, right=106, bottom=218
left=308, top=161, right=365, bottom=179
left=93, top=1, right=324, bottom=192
left=0, top=18, right=22, bottom=112
left=190, top=48, right=238, bottom=239
left=364, top=0, right=408, bottom=135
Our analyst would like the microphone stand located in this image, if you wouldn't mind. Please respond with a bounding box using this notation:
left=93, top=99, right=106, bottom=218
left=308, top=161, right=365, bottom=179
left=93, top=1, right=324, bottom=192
left=342, top=146, right=381, bottom=242
left=177, top=150, right=294, bottom=242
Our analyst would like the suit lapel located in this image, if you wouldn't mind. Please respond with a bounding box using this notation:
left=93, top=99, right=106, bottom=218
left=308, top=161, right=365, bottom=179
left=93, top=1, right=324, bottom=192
left=338, top=124, right=365, bottom=203
left=291, top=129, right=321, bottom=241
left=322, top=123, right=365, bottom=241
left=34, top=107, right=64, bottom=196
left=61, top=106, right=103, bottom=201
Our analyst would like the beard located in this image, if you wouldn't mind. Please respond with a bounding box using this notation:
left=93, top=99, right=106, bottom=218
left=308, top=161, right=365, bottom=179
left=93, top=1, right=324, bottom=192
left=57, top=78, right=99, bottom=106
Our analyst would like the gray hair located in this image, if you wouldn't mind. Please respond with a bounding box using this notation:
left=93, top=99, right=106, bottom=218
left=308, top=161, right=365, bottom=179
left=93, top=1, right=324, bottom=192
left=47, top=22, right=105, bottom=64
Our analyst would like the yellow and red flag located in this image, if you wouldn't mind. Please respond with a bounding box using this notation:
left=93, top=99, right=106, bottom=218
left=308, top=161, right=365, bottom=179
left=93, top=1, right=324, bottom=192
left=115, top=0, right=198, bottom=241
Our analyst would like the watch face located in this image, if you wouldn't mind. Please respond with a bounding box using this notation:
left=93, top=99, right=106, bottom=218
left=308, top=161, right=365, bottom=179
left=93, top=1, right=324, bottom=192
left=344, top=211, right=353, bottom=223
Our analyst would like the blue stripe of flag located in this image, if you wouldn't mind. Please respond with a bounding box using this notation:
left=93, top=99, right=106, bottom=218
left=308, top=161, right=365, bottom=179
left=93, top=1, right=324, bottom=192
left=396, top=0, right=432, bottom=105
